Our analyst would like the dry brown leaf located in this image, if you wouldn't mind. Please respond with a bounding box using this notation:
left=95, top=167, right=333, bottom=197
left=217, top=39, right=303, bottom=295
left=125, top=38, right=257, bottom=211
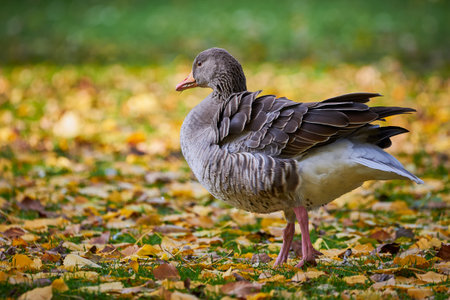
left=63, top=271, right=99, bottom=281
left=342, top=274, right=368, bottom=285
left=415, top=271, right=448, bottom=283
left=393, top=255, right=429, bottom=268
left=79, top=281, right=124, bottom=293
left=407, top=287, right=433, bottom=299
left=153, top=263, right=180, bottom=280
left=2, top=227, right=26, bottom=239
left=436, top=243, right=450, bottom=260
left=23, top=217, right=67, bottom=232
left=352, top=243, right=375, bottom=256
left=291, top=269, right=326, bottom=282
left=87, top=231, right=110, bottom=244
left=18, top=285, right=52, bottom=300
left=221, top=281, right=263, bottom=298
left=321, top=248, right=346, bottom=259
left=63, top=254, right=101, bottom=270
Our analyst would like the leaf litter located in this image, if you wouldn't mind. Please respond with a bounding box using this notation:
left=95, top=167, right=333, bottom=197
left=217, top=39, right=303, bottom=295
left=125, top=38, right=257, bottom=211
left=0, top=63, right=448, bottom=299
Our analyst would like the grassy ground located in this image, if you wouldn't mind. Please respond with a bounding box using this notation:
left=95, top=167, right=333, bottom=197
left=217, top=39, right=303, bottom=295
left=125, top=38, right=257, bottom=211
left=0, top=61, right=448, bottom=299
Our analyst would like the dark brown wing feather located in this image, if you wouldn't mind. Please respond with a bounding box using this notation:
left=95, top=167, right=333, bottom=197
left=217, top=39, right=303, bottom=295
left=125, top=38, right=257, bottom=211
left=217, top=91, right=415, bottom=158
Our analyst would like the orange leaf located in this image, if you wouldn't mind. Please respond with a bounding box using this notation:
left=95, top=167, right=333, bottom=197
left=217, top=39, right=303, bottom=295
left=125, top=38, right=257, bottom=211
left=126, top=132, right=146, bottom=144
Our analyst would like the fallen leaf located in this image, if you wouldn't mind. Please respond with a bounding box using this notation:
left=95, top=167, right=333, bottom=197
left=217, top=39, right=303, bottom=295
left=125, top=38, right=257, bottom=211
left=87, top=231, right=110, bottom=244
left=63, top=271, right=99, bottom=281
left=373, top=243, right=400, bottom=255
left=170, top=291, right=199, bottom=300
left=342, top=274, right=367, bottom=285
left=415, top=271, right=448, bottom=283
left=352, top=243, right=375, bottom=256
left=12, top=254, right=33, bottom=270
left=136, top=244, right=161, bottom=257
left=23, top=217, right=67, bottom=232
left=221, top=281, right=263, bottom=298
left=2, top=227, right=26, bottom=239
left=407, top=287, right=433, bottom=299
left=291, top=270, right=326, bottom=282
left=436, top=243, right=450, bottom=260
left=63, top=254, right=101, bottom=270
left=251, top=253, right=272, bottom=264
left=79, top=281, right=124, bottom=293
left=51, top=278, right=69, bottom=292
left=18, top=285, right=52, bottom=300
left=369, top=229, right=392, bottom=242
left=393, top=255, right=429, bottom=268
left=0, top=271, right=8, bottom=282
left=153, top=263, right=180, bottom=280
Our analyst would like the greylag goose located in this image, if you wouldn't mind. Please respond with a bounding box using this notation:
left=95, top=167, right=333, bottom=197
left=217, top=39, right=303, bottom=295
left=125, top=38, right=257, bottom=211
left=176, top=48, right=423, bottom=268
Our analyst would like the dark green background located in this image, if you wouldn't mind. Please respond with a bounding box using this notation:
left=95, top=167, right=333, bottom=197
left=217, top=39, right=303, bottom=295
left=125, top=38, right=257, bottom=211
left=1, top=0, right=448, bottom=73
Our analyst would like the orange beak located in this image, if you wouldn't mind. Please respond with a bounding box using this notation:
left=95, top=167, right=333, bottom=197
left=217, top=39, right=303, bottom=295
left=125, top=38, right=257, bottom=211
left=175, top=71, right=198, bottom=91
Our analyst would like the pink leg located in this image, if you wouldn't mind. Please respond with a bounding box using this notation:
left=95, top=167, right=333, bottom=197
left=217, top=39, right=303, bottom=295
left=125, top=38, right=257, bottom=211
left=274, top=222, right=295, bottom=266
left=293, top=206, right=317, bottom=268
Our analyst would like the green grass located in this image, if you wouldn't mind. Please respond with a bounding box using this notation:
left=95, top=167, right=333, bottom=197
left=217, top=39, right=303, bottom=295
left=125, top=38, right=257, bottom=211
left=0, top=0, right=448, bottom=74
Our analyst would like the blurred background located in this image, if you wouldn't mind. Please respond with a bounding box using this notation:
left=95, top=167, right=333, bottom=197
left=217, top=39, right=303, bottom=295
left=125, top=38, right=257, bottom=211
left=1, top=0, right=449, bottom=73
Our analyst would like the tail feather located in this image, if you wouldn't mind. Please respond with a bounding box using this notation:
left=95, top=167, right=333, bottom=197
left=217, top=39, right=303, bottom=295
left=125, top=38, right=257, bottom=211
left=352, top=143, right=424, bottom=184
left=371, top=106, right=416, bottom=119
left=322, top=92, right=381, bottom=104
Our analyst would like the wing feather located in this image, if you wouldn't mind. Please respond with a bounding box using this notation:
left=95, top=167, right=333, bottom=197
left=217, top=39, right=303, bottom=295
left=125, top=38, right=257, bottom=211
left=217, top=91, right=414, bottom=158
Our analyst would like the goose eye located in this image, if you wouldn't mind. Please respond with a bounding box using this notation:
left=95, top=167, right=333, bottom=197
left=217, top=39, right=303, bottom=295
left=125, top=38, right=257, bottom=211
left=197, top=61, right=202, bottom=67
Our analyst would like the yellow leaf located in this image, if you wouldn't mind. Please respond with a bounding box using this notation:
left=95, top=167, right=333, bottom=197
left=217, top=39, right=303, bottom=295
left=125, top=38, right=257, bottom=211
left=0, top=271, right=7, bottom=282
left=136, top=244, right=161, bottom=257
left=63, top=271, right=99, bottom=281
left=170, top=291, right=200, bottom=300
left=416, top=271, right=448, bottom=283
left=393, top=255, right=428, bottom=268
left=342, top=275, right=367, bottom=285
left=229, top=209, right=256, bottom=226
left=79, top=281, right=124, bottom=293
left=161, top=236, right=182, bottom=253
left=260, top=218, right=285, bottom=228
left=291, top=269, right=326, bottom=282
left=12, top=254, right=33, bottom=270
left=352, top=243, right=375, bottom=256
left=63, top=254, right=101, bottom=270
left=407, top=287, right=433, bottom=299
left=130, top=260, right=139, bottom=273
left=247, top=292, right=272, bottom=300
left=23, top=217, right=67, bottom=232
left=321, top=249, right=346, bottom=259
left=126, top=132, right=146, bottom=144
left=52, top=278, right=69, bottom=292
left=258, top=274, right=286, bottom=283
left=18, top=285, right=52, bottom=300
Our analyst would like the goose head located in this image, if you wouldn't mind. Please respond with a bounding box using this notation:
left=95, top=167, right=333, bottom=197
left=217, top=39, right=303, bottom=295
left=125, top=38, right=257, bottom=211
left=176, top=48, right=247, bottom=99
